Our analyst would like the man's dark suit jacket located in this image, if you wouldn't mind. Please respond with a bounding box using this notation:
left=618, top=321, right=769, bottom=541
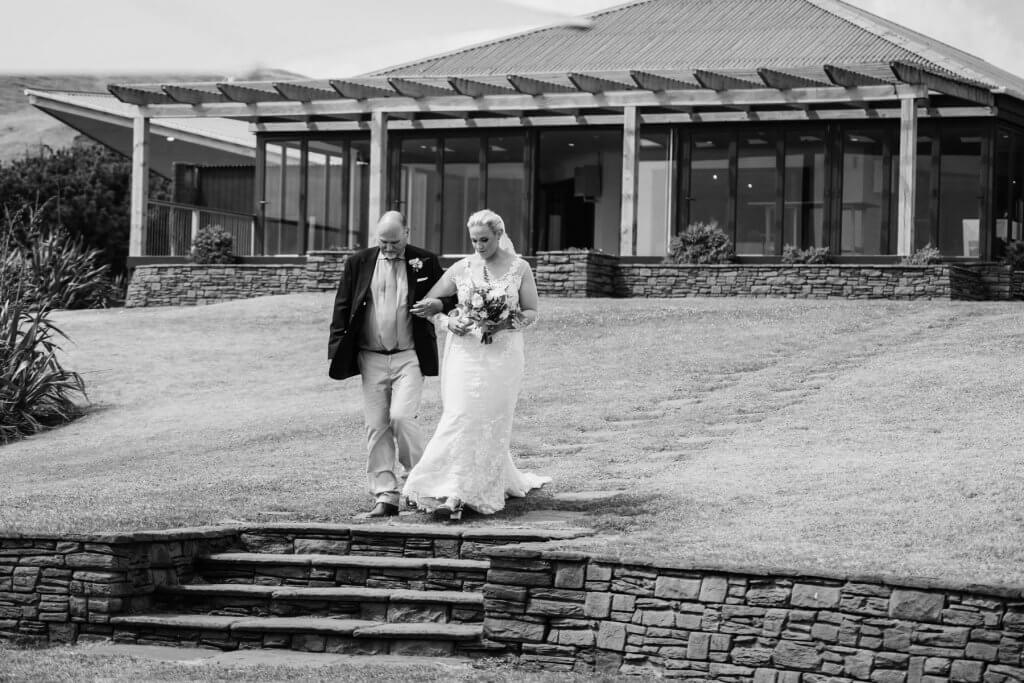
left=328, top=245, right=448, bottom=381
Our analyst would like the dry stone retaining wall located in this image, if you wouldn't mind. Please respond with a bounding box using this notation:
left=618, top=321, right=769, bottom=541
left=0, top=529, right=237, bottom=644
left=482, top=545, right=1024, bottom=681
left=125, top=251, right=352, bottom=307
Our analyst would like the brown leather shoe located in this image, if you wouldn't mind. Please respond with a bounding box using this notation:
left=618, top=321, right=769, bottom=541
left=367, top=502, right=399, bottom=518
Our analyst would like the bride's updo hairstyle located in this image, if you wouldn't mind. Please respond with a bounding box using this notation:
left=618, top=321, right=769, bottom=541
left=467, top=209, right=505, bottom=237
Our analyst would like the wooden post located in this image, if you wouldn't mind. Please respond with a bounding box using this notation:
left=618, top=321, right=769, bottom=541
left=620, top=106, right=640, bottom=256
left=129, top=115, right=150, bottom=258
left=368, top=110, right=389, bottom=227
left=896, top=96, right=918, bottom=257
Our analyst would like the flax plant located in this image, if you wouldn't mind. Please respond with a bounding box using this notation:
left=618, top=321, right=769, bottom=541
left=0, top=225, right=86, bottom=444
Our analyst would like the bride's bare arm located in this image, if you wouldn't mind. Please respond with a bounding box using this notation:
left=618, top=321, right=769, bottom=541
left=516, top=263, right=539, bottom=326
left=411, top=265, right=459, bottom=318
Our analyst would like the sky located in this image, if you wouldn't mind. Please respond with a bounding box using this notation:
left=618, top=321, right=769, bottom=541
left=1, top=0, right=1022, bottom=80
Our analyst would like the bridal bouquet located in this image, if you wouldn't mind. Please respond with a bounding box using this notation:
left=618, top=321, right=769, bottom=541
left=456, top=285, right=519, bottom=344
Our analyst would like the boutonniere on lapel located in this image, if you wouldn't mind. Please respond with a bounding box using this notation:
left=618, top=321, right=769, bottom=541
left=408, top=257, right=424, bottom=272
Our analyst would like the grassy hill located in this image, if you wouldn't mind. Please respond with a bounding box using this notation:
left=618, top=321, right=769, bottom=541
left=0, top=70, right=302, bottom=164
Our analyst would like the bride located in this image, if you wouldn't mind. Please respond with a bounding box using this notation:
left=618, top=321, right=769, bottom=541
left=406, top=209, right=550, bottom=521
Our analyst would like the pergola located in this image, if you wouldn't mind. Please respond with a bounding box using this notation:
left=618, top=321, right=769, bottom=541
left=110, top=61, right=1005, bottom=258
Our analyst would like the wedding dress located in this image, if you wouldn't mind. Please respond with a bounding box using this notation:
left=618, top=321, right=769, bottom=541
left=402, top=256, right=550, bottom=514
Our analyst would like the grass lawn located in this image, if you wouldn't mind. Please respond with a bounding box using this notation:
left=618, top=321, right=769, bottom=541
left=0, top=643, right=624, bottom=682
left=1, top=294, right=1022, bottom=586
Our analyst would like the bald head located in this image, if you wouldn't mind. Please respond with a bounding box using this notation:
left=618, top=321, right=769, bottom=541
left=375, top=211, right=409, bottom=258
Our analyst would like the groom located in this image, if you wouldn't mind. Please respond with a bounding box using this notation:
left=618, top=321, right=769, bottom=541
left=328, top=211, right=448, bottom=517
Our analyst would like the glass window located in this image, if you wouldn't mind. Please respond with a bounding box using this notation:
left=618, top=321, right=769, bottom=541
left=784, top=130, right=827, bottom=249
left=841, top=130, right=890, bottom=255
left=688, top=132, right=732, bottom=234
left=307, top=139, right=347, bottom=251
left=349, top=140, right=370, bottom=249
left=736, top=130, right=779, bottom=255
left=399, top=137, right=442, bottom=252
left=636, top=130, right=673, bottom=257
left=442, top=137, right=482, bottom=254
left=261, top=140, right=303, bottom=255
left=486, top=135, right=527, bottom=254
left=938, top=129, right=984, bottom=257
left=993, top=128, right=1024, bottom=258
left=914, top=134, right=935, bottom=251
left=537, top=129, right=622, bottom=253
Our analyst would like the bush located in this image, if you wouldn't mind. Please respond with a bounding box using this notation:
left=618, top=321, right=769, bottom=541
left=781, top=245, right=833, bottom=264
left=1003, top=240, right=1024, bottom=270
left=667, top=221, right=735, bottom=264
left=0, top=231, right=86, bottom=444
left=901, top=243, right=943, bottom=265
left=190, top=225, right=236, bottom=264
left=0, top=143, right=170, bottom=275
left=3, top=204, right=118, bottom=311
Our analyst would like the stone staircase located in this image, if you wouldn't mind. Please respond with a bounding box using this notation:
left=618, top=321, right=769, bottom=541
left=104, top=522, right=587, bottom=657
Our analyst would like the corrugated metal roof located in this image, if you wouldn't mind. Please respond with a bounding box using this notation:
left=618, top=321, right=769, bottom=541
left=369, top=0, right=1024, bottom=97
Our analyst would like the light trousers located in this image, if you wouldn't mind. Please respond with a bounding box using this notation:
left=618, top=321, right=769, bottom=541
left=357, top=349, right=425, bottom=506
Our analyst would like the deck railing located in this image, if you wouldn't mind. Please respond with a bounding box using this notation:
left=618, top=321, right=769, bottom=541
left=145, top=201, right=257, bottom=257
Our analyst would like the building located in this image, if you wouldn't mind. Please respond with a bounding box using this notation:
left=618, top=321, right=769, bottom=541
left=28, top=0, right=1024, bottom=267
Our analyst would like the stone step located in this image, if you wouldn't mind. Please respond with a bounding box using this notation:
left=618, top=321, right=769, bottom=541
left=108, top=613, right=495, bottom=657
left=155, top=584, right=484, bottom=623
left=195, top=553, right=490, bottom=591
left=237, top=523, right=591, bottom=559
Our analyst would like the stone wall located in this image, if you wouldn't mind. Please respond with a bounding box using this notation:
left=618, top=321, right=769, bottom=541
left=125, top=251, right=352, bottom=308
left=0, top=529, right=238, bottom=644
left=483, top=545, right=1024, bottom=680
left=536, top=251, right=619, bottom=297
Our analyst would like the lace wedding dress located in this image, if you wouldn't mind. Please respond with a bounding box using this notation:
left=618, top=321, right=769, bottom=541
left=403, top=256, right=550, bottom=514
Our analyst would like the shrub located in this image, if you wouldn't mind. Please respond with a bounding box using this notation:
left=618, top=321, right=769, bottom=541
left=781, top=245, right=833, bottom=264
left=190, top=225, right=236, bottom=264
left=901, top=243, right=943, bottom=266
left=0, top=231, right=86, bottom=444
left=1003, top=240, right=1024, bottom=270
left=3, top=204, right=118, bottom=311
left=667, top=221, right=735, bottom=264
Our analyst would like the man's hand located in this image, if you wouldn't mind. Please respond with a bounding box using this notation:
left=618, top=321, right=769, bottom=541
left=411, top=298, right=442, bottom=318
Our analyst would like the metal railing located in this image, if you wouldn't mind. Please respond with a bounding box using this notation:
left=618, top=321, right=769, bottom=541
left=145, top=201, right=257, bottom=257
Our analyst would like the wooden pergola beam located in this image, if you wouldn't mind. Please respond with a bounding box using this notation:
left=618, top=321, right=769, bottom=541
left=329, top=79, right=396, bottom=100
left=693, top=70, right=762, bottom=91
left=136, top=83, right=927, bottom=118
left=629, top=70, right=701, bottom=91
left=217, top=83, right=286, bottom=103
left=162, top=85, right=228, bottom=104
left=890, top=61, right=995, bottom=106
left=507, top=75, right=576, bottom=95
left=824, top=64, right=891, bottom=88
left=250, top=105, right=995, bottom=132
left=568, top=73, right=635, bottom=94
left=274, top=82, right=340, bottom=102
left=388, top=78, right=454, bottom=98
left=448, top=77, right=516, bottom=97
left=757, top=68, right=828, bottom=90
left=108, top=85, right=174, bottom=106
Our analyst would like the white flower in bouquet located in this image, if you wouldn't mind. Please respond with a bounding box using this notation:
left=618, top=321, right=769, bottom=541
left=471, top=293, right=485, bottom=308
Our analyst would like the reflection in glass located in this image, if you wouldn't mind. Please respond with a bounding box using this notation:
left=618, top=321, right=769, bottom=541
left=993, top=129, right=1023, bottom=258
left=736, top=130, right=778, bottom=254
left=307, top=139, right=347, bottom=251
left=486, top=136, right=526, bottom=253
left=689, top=133, right=731, bottom=234
left=349, top=140, right=370, bottom=249
left=399, top=137, right=442, bottom=252
left=938, top=130, right=983, bottom=256
left=443, top=137, right=482, bottom=254
left=914, top=135, right=934, bottom=251
left=262, top=141, right=302, bottom=255
left=636, top=131, right=672, bottom=257
left=841, top=130, right=889, bottom=255
left=537, top=130, right=622, bottom=253
left=784, top=130, right=826, bottom=249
